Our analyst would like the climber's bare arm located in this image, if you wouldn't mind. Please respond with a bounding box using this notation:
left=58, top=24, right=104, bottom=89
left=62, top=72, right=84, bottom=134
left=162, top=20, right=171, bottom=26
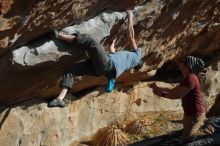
left=109, top=38, right=117, bottom=53
left=57, top=33, right=76, bottom=43
left=126, top=9, right=138, bottom=51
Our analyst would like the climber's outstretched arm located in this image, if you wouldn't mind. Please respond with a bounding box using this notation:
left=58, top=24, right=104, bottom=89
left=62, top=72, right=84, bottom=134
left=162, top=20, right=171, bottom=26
left=109, top=38, right=117, bottom=53
left=126, top=9, right=137, bottom=51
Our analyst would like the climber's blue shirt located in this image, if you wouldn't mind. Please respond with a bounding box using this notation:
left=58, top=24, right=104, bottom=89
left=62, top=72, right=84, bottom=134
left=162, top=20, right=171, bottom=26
left=108, top=48, right=141, bottom=78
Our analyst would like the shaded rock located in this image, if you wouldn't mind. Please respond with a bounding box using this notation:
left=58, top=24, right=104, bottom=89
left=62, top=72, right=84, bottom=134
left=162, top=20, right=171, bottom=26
left=0, top=0, right=220, bottom=104
left=207, top=93, right=220, bottom=118
left=199, top=59, right=220, bottom=111
left=0, top=8, right=148, bottom=105
left=201, top=61, right=220, bottom=98
left=1, top=0, right=220, bottom=106
left=0, top=0, right=146, bottom=52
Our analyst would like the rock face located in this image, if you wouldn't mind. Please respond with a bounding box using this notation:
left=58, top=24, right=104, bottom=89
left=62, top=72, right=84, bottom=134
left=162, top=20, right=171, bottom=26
left=1, top=0, right=220, bottom=145
left=0, top=10, right=130, bottom=105
left=0, top=0, right=145, bottom=52
left=1, top=0, right=220, bottom=105
left=0, top=82, right=182, bottom=146
left=207, top=93, right=220, bottom=117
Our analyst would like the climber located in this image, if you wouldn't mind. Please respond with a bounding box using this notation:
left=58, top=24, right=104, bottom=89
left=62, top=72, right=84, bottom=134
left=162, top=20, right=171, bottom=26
left=150, top=56, right=206, bottom=143
left=48, top=9, right=143, bottom=108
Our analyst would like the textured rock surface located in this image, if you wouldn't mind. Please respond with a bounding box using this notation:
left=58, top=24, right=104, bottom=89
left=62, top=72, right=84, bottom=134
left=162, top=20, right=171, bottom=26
left=206, top=93, right=220, bottom=118
left=201, top=61, right=220, bottom=98
left=0, top=82, right=182, bottom=146
left=1, top=0, right=220, bottom=145
left=1, top=0, right=220, bottom=105
left=197, top=59, right=220, bottom=113
left=0, top=1, right=149, bottom=105
left=0, top=0, right=145, bottom=52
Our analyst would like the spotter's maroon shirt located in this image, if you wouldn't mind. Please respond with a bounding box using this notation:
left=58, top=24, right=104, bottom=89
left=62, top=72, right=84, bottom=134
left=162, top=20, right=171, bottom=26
left=180, top=74, right=205, bottom=116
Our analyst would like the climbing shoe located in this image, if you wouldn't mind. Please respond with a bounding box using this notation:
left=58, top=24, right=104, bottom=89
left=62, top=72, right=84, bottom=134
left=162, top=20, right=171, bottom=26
left=48, top=99, right=65, bottom=108
left=105, top=78, right=115, bottom=93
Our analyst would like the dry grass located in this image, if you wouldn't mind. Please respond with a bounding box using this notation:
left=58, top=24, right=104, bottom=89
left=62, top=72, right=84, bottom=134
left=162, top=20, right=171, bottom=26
left=92, top=126, right=129, bottom=146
